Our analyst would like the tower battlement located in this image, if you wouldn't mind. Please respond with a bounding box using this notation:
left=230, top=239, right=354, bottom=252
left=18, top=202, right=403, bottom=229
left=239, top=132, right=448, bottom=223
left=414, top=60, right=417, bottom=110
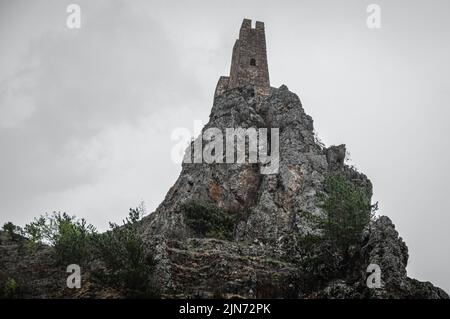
left=215, top=19, right=270, bottom=98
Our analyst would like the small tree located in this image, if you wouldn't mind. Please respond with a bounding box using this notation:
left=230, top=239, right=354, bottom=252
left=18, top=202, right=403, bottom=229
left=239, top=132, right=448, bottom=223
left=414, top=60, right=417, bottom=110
left=2, top=222, right=21, bottom=241
left=92, top=208, right=158, bottom=298
left=23, top=216, right=47, bottom=252
left=23, top=213, right=96, bottom=264
left=296, top=173, right=376, bottom=289
left=50, top=213, right=97, bottom=264
left=317, top=173, right=375, bottom=254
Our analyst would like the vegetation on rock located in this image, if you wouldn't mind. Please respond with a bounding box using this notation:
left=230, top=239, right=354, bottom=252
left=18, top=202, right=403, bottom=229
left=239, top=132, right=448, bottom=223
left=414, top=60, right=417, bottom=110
left=183, top=201, right=236, bottom=240
left=2, top=278, right=19, bottom=299
left=297, top=173, right=376, bottom=290
left=2, top=222, right=21, bottom=241
left=22, top=212, right=96, bottom=264
left=1, top=205, right=159, bottom=298
left=92, top=207, right=159, bottom=298
left=317, top=173, right=375, bottom=253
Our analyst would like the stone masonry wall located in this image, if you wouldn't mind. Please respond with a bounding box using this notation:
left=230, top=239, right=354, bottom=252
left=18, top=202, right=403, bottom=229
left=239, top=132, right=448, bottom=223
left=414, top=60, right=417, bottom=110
left=215, top=19, right=270, bottom=98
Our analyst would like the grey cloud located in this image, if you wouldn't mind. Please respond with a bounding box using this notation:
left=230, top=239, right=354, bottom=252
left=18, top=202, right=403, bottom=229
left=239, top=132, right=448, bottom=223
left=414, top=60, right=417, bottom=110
left=0, top=0, right=202, bottom=220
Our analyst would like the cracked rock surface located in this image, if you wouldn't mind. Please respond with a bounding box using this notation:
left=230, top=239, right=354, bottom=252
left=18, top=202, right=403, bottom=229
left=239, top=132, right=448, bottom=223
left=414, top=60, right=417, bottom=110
left=140, top=86, right=448, bottom=298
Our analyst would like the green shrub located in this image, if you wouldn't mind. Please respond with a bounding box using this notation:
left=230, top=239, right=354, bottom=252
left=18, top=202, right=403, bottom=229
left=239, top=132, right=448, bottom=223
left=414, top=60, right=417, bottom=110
left=23, top=213, right=96, bottom=264
left=92, top=208, right=158, bottom=298
left=3, top=278, right=18, bottom=299
left=316, top=173, right=374, bottom=253
left=182, top=201, right=236, bottom=240
left=22, top=216, right=47, bottom=252
left=295, top=174, right=376, bottom=290
left=51, top=214, right=96, bottom=264
left=16, top=203, right=158, bottom=298
left=2, top=222, right=21, bottom=241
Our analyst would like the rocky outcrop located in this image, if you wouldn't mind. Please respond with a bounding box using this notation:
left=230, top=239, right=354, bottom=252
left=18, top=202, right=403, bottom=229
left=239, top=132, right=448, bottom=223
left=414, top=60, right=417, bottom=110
left=157, top=238, right=296, bottom=298
left=141, top=84, right=370, bottom=247
left=139, top=85, right=447, bottom=299
left=0, top=84, right=447, bottom=299
left=0, top=231, right=68, bottom=298
left=142, top=85, right=366, bottom=245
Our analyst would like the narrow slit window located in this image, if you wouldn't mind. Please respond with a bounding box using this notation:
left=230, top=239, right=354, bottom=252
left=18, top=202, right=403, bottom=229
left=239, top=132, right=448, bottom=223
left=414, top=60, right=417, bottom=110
left=250, top=58, right=256, bottom=66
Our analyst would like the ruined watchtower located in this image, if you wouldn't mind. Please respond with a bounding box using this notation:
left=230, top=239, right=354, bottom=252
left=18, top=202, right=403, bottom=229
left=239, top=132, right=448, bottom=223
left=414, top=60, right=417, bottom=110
left=215, top=19, right=270, bottom=98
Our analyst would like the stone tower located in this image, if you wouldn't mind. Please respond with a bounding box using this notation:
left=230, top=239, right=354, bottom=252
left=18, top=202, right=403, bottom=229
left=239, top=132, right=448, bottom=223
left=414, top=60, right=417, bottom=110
left=215, top=19, right=270, bottom=98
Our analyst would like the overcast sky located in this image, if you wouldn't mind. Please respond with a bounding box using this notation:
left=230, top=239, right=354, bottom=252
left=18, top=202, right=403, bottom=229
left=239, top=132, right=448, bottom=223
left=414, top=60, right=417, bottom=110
left=0, top=0, right=449, bottom=292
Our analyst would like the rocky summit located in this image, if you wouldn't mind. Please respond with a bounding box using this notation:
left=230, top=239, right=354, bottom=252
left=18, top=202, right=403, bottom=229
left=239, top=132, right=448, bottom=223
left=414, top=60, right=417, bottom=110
left=138, top=84, right=448, bottom=299
left=0, top=19, right=448, bottom=299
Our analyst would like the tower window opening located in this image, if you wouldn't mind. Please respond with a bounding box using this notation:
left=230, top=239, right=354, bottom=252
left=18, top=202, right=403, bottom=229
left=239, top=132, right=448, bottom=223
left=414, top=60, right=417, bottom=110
left=250, top=58, right=256, bottom=66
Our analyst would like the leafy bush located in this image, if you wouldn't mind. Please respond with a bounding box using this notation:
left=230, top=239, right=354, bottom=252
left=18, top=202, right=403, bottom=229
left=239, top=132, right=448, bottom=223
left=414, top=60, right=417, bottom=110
left=182, top=201, right=236, bottom=240
left=15, top=204, right=158, bottom=297
left=23, top=213, right=96, bottom=264
left=92, top=208, right=158, bottom=298
left=51, top=214, right=96, bottom=264
left=2, top=222, right=22, bottom=241
left=3, top=278, right=19, bottom=299
left=22, top=216, right=46, bottom=252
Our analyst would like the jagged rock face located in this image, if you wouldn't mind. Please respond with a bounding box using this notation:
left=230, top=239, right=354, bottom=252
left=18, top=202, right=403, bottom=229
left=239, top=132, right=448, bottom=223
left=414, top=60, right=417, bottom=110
left=0, top=85, right=447, bottom=299
left=155, top=238, right=297, bottom=298
left=147, top=213, right=449, bottom=299
left=0, top=232, right=68, bottom=298
left=142, top=85, right=371, bottom=246
left=140, top=85, right=448, bottom=299
left=0, top=231, right=123, bottom=299
left=361, top=216, right=409, bottom=288
left=313, top=217, right=449, bottom=299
